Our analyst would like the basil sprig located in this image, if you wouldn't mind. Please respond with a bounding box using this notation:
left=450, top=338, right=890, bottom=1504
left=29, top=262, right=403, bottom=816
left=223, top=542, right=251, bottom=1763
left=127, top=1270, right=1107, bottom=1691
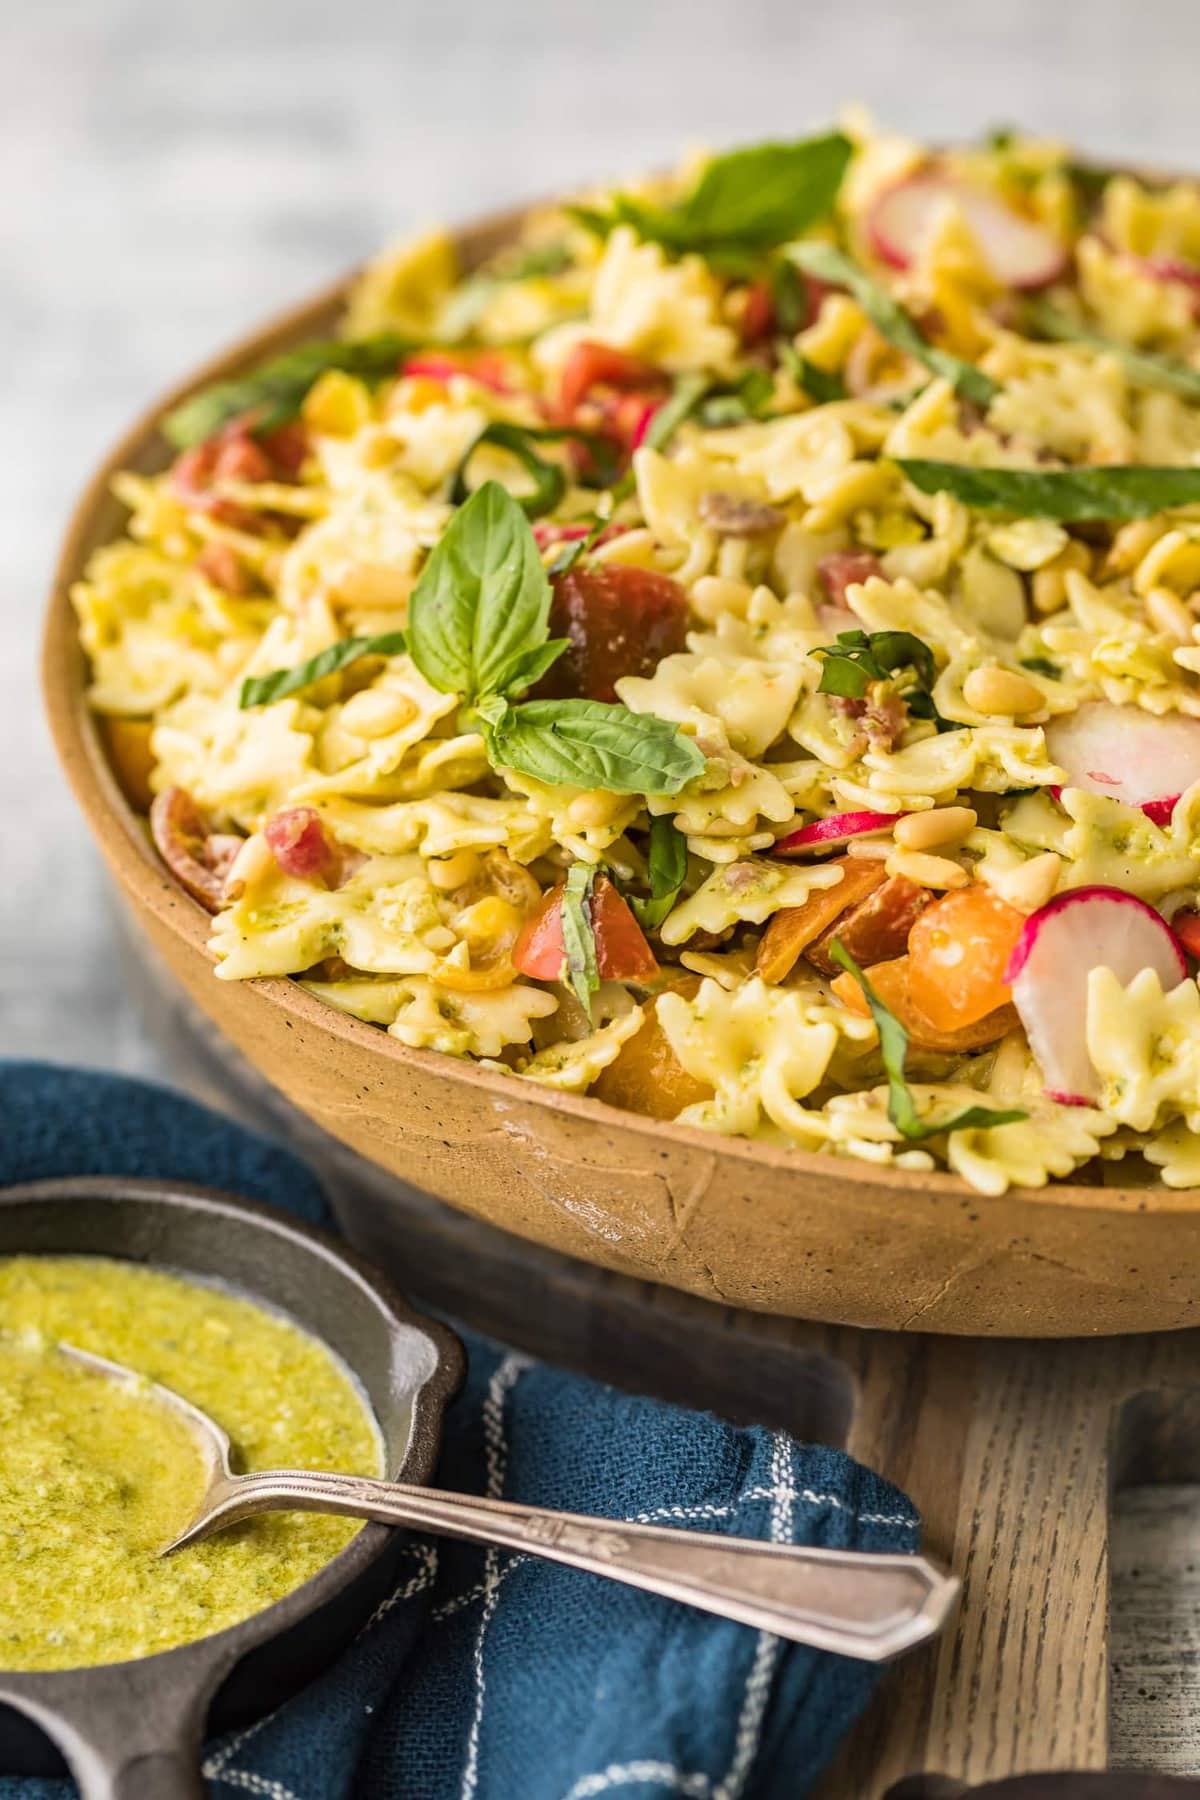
left=571, top=133, right=852, bottom=272
left=814, top=628, right=936, bottom=700
left=409, top=481, right=705, bottom=795
left=239, top=631, right=409, bottom=709
left=561, top=864, right=601, bottom=1016
left=476, top=695, right=704, bottom=795
left=788, top=243, right=1000, bottom=409
left=897, top=459, right=1200, bottom=520
left=1024, top=296, right=1200, bottom=402
left=163, top=335, right=414, bottom=449
left=631, top=816, right=689, bottom=929
left=830, top=940, right=1027, bottom=1142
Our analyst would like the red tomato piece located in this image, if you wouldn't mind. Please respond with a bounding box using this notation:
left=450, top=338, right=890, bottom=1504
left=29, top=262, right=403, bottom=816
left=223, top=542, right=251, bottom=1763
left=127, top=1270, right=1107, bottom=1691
left=265, top=807, right=339, bottom=882
left=513, top=877, right=659, bottom=984
left=817, top=550, right=885, bottom=608
left=739, top=281, right=776, bottom=347
left=538, top=565, right=690, bottom=703
left=1173, top=908, right=1200, bottom=959
left=532, top=521, right=628, bottom=551
left=558, top=341, right=663, bottom=414
left=402, top=350, right=511, bottom=394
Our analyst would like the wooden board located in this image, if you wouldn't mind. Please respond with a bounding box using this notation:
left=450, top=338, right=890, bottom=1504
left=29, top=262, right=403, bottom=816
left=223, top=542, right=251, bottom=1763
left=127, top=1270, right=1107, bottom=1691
left=118, top=924, right=1200, bottom=1793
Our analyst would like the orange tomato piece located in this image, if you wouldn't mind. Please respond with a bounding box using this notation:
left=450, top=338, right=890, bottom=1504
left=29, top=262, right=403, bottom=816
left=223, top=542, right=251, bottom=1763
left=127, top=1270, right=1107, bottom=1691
left=100, top=717, right=156, bottom=813
left=591, top=978, right=713, bottom=1119
left=805, top=875, right=931, bottom=976
left=755, top=857, right=885, bottom=984
left=906, top=887, right=1026, bottom=1030
left=831, top=956, right=1019, bottom=1053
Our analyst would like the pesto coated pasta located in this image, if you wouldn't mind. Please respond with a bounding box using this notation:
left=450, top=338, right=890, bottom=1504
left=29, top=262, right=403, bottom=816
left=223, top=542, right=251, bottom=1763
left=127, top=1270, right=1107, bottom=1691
left=74, top=117, right=1200, bottom=1196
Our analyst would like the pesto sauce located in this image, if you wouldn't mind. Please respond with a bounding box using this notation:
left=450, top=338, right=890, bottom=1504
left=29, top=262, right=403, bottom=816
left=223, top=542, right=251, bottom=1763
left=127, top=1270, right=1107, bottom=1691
left=0, top=1256, right=382, bottom=1671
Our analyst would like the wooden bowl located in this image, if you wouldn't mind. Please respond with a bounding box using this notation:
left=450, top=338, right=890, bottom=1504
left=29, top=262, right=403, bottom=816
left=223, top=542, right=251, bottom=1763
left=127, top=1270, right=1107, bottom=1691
left=41, top=205, right=1200, bottom=1339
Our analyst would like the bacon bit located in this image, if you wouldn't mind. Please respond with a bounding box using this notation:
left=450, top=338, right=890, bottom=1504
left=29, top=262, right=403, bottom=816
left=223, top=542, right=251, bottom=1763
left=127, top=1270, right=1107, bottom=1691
left=817, top=550, right=884, bottom=607
left=194, top=541, right=253, bottom=595
left=831, top=692, right=909, bottom=754
left=169, top=415, right=308, bottom=528
left=264, top=807, right=341, bottom=883
left=697, top=492, right=786, bottom=538
left=149, top=787, right=244, bottom=913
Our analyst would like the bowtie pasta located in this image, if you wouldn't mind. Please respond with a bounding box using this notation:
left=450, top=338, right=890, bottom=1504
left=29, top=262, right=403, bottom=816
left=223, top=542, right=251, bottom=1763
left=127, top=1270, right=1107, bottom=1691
left=75, top=118, right=1200, bottom=1195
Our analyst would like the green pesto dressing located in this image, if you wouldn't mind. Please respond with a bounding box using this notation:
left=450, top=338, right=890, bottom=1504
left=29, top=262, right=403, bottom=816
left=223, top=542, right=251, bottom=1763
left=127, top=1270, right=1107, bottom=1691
left=0, top=1256, right=382, bottom=1671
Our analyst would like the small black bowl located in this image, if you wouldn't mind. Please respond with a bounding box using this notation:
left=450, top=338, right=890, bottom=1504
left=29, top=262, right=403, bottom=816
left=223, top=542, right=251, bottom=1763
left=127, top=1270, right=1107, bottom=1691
left=0, top=1176, right=464, bottom=1800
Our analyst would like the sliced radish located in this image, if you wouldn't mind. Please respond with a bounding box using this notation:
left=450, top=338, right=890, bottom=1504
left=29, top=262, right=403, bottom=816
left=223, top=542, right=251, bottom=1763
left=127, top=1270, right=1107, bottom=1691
left=867, top=173, right=1068, bottom=290
left=774, top=810, right=901, bottom=856
left=1005, top=885, right=1187, bottom=1102
left=1046, top=702, right=1200, bottom=820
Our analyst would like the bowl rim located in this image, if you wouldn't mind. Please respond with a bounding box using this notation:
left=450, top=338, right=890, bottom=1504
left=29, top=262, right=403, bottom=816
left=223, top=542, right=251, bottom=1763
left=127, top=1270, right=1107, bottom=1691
left=40, top=208, right=1200, bottom=1221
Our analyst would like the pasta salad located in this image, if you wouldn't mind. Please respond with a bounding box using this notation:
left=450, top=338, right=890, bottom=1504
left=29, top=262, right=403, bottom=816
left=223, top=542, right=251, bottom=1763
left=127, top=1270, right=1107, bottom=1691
left=74, top=118, right=1200, bottom=1196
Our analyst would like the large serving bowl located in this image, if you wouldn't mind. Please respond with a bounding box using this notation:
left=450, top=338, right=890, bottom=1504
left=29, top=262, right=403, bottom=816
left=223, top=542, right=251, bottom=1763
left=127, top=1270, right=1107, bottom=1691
left=42, top=203, right=1200, bottom=1339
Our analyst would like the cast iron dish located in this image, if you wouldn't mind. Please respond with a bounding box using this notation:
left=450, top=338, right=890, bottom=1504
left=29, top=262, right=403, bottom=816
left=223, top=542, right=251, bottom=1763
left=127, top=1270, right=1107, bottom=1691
left=41, top=204, right=1200, bottom=1341
left=0, top=1176, right=462, bottom=1798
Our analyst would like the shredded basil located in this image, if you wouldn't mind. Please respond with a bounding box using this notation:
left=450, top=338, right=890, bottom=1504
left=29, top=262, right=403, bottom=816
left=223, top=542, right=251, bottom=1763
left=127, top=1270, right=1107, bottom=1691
left=777, top=340, right=848, bottom=404
left=829, top=940, right=1027, bottom=1142
left=547, top=513, right=616, bottom=577
left=1024, top=296, right=1200, bottom=402
left=239, top=631, right=408, bottom=709
left=897, top=459, right=1200, bottom=520
left=450, top=422, right=621, bottom=519
left=814, top=629, right=936, bottom=700
left=570, top=133, right=852, bottom=271
left=476, top=695, right=705, bottom=795
left=560, top=864, right=601, bottom=1017
left=162, top=335, right=414, bottom=449
left=632, top=816, right=689, bottom=929
left=788, top=243, right=1001, bottom=409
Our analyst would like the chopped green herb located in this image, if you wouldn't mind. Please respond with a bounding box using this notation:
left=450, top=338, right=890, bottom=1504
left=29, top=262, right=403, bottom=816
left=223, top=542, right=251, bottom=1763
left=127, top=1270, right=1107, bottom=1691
left=788, top=243, right=1001, bottom=409
left=561, top=864, right=601, bottom=1018
left=829, top=940, right=1028, bottom=1142
left=162, top=335, right=413, bottom=448
left=814, top=629, right=936, bottom=700
left=547, top=513, right=616, bottom=577
left=777, top=340, right=848, bottom=404
left=239, top=631, right=408, bottom=709
left=1019, top=656, right=1061, bottom=679
left=437, top=243, right=575, bottom=341
left=632, top=816, right=689, bottom=929
left=897, top=459, right=1200, bottom=520
left=451, top=422, right=621, bottom=519
left=1024, top=295, right=1200, bottom=402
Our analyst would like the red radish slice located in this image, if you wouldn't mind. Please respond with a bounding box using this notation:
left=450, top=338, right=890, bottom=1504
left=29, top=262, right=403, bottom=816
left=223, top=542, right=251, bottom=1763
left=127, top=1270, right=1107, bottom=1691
left=774, top=810, right=901, bottom=855
left=1046, top=702, right=1200, bottom=820
left=1004, top=885, right=1187, bottom=1102
left=867, top=174, right=1068, bottom=290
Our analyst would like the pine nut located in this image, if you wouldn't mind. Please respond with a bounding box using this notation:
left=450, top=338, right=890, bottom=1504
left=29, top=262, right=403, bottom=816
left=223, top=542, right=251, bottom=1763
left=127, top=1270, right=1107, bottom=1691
left=885, top=849, right=969, bottom=889
left=222, top=831, right=275, bottom=900
left=1145, top=585, right=1196, bottom=643
left=893, top=806, right=978, bottom=852
left=1031, top=540, right=1090, bottom=614
left=1106, top=518, right=1163, bottom=577
left=428, top=849, right=481, bottom=890
left=991, top=851, right=1062, bottom=914
left=845, top=838, right=892, bottom=859
left=339, top=686, right=416, bottom=738
left=962, top=666, right=1044, bottom=717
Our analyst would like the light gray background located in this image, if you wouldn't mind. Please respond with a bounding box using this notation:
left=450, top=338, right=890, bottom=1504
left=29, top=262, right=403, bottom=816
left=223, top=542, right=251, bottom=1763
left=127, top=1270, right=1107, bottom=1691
left=8, top=0, right=1200, bottom=1068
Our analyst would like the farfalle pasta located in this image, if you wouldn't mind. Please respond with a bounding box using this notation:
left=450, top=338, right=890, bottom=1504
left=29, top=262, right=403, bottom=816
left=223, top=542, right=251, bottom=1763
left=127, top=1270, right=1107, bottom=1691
left=73, top=117, right=1200, bottom=1195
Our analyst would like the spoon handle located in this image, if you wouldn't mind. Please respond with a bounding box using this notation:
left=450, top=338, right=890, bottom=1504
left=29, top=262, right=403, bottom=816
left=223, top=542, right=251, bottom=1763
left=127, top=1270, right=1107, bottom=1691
left=200, top=1472, right=957, bottom=1662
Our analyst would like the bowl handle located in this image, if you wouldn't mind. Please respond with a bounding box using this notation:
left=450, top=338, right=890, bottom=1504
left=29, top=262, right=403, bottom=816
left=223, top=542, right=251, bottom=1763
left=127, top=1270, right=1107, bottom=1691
left=0, top=1648, right=230, bottom=1800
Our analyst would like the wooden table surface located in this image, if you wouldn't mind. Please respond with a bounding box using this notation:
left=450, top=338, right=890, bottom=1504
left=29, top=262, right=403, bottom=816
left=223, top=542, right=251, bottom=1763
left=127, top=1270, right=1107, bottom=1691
left=9, top=0, right=1200, bottom=1783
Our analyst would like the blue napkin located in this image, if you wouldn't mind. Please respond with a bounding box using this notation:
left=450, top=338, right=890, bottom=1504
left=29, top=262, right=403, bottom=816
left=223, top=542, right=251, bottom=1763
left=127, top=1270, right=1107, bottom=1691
left=0, top=1063, right=920, bottom=1799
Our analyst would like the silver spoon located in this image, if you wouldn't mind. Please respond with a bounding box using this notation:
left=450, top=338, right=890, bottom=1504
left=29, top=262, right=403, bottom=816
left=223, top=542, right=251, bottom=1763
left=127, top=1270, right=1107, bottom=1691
left=64, top=1344, right=958, bottom=1663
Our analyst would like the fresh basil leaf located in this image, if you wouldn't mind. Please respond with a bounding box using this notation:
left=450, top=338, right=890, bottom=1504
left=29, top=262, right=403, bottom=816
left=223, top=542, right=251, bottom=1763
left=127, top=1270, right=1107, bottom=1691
left=643, top=372, right=712, bottom=452
left=897, top=459, right=1200, bottom=520
left=814, top=628, right=936, bottom=699
left=788, top=243, right=1001, bottom=409
left=163, top=335, right=413, bottom=449
left=1025, top=296, right=1200, bottom=402
left=633, top=815, right=688, bottom=928
left=476, top=695, right=705, bottom=795
left=574, top=133, right=852, bottom=265
left=493, top=638, right=569, bottom=698
left=560, top=863, right=601, bottom=1018
left=829, top=939, right=1027, bottom=1142
left=777, top=340, right=848, bottom=404
left=409, top=480, right=551, bottom=699
left=239, top=631, right=408, bottom=708
left=697, top=366, right=776, bottom=427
